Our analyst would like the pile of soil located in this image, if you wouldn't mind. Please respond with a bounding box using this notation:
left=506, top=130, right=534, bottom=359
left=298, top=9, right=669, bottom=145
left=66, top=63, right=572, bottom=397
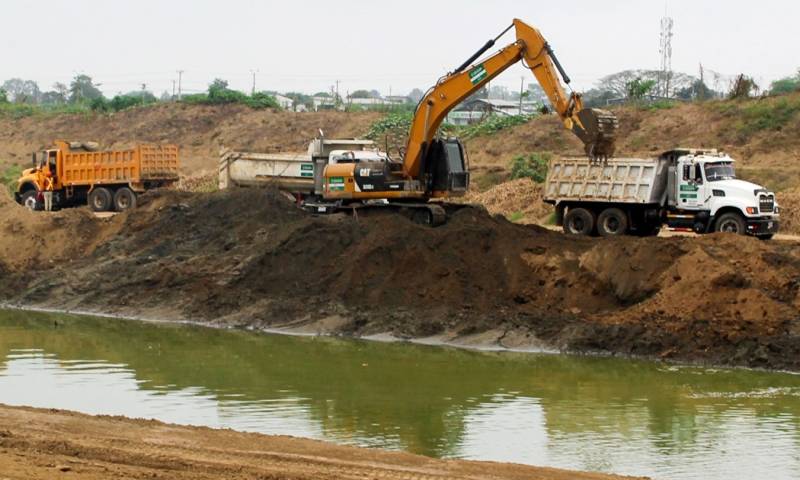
left=778, top=188, right=800, bottom=233
left=1, top=189, right=798, bottom=370
left=463, top=178, right=553, bottom=224
left=0, top=104, right=380, bottom=172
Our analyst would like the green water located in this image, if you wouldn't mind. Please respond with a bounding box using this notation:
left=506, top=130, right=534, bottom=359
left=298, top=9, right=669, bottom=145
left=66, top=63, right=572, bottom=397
left=0, top=309, right=798, bottom=479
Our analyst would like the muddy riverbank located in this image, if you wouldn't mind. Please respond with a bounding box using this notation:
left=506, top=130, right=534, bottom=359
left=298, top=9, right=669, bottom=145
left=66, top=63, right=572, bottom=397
left=0, top=404, right=639, bottom=480
left=1, top=187, right=799, bottom=370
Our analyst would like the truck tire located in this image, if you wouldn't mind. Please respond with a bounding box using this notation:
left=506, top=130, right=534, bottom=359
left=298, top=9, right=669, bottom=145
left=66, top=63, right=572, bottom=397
left=597, top=208, right=629, bottom=236
left=714, top=212, right=746, bottom=235
left=88, top=187, right=113, bottom=212
left=563, top=208, right=596, bottom=235
left=113, top=187, right=137, bottom=211
left=20, top=191, right=40, bottom=211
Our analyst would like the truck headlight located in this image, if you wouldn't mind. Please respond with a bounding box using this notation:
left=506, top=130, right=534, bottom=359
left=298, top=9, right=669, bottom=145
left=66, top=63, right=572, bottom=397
left=746, top=207, right=758, bottom=215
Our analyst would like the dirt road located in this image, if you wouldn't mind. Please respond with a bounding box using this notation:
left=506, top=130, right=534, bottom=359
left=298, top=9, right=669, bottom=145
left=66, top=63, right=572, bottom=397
left=0, top=404, right=641, bottom=480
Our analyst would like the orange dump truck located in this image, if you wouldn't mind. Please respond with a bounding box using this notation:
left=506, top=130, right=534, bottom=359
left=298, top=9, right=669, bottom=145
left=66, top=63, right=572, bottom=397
left=15, top=140, right=179, bottom=212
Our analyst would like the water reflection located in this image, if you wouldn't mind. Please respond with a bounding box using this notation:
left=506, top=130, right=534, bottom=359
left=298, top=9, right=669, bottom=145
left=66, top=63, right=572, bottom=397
left=0, top=309, right=799, bottom=479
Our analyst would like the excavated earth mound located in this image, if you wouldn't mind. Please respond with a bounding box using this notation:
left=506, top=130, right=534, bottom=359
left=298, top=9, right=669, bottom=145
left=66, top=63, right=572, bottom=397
left=1, top=189, right=799, bottom=370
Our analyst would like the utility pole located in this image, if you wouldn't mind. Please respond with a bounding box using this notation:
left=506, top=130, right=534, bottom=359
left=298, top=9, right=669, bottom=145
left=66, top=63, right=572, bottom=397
left=141, top=83, right=147, bottom=105
left=335, top=80, right=340, bottom=106
left=658, top=7, right=674, bottom=98
left=177, top=70, right=184, bottom=101
left=250, top=69, right=258, bottom=95
left=172, top=80, right=176, bottom=101
left=519, top=76, right=524, bottom=115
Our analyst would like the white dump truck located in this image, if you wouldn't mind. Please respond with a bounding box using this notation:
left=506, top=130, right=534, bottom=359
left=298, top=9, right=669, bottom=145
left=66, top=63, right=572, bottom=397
left=219, top=136, right=389, bottom=206
left=544, top=148, right=780, bottom=238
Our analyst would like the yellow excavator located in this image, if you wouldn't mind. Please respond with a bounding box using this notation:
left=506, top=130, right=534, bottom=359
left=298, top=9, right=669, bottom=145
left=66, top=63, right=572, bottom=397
left=319, top=18, right=618, bottom=225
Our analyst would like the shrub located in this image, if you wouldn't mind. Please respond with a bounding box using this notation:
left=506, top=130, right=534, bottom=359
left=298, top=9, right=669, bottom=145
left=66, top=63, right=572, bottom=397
left=244, top=92, right=280, bottom=109
left=89, top=97, right=109, bottom=112
left=510, top=153, right=550, bottom=183
left=457, top=114, right=534, bottom=139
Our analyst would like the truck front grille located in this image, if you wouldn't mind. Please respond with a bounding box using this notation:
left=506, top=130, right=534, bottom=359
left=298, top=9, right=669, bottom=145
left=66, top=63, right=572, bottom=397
left=759, top=194, right=775, bottom=213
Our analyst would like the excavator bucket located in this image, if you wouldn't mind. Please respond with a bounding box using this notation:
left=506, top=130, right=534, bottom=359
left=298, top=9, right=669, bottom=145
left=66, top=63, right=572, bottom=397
left=576, top=108, right=618, bottom=159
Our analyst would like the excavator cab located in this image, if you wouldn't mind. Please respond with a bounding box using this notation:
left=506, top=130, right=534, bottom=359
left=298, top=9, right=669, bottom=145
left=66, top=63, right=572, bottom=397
left=422, top=138, right=469, bottom=196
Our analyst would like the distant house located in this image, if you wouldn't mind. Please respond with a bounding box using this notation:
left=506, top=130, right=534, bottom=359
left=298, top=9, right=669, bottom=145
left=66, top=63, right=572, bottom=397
left=312, top=96, right=340, bottom=111
left=273, top=94, right=293, bottom=110
left=346, top=96, right=409, bottom=109
left=384, top=95, right=412, bottom=104
left=447, top=98, right=541, bottom=125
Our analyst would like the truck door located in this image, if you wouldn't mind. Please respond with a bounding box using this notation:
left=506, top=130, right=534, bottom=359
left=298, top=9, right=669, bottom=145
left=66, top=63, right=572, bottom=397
left=676, top=158, right=702, bottom=209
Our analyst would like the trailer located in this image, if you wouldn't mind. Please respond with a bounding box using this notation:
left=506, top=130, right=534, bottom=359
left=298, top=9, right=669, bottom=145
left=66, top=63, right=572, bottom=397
left=544, top=149, right=780, bottom=238
left=15, top=140, right=179, bottom=212
left=219, top=137, right=392, bottom=202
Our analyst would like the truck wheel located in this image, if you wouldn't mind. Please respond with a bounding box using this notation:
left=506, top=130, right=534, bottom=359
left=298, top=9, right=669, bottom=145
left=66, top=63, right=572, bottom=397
left=88, top=187, right=113, bottom=212
left=714, top=212, right=746, bottom=235
left=20, top=191, right=40, bottom=211
left=113, top=187, right=137, bottom=211
left=563, top=208, right=596, bottom=235
left=597, top=208, right=629, bottom=236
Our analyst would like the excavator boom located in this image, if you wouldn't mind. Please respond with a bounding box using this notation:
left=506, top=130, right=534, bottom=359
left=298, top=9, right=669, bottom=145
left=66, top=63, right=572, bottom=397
left=403, top=19, right=617, bottom=178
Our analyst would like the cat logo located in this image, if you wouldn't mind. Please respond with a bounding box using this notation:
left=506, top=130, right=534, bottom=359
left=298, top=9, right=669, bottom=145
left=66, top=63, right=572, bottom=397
left=359, top=168, right=370, bottom=176
left=363, top=184, right=374, bottom=190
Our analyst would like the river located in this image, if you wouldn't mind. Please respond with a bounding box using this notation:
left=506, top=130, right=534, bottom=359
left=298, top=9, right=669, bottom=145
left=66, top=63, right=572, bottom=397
left=0, top=308, right=798, bottom=479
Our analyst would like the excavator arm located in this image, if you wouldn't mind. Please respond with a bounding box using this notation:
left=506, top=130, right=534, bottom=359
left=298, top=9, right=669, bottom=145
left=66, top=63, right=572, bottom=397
left=403, top=18, right=617, bottom=178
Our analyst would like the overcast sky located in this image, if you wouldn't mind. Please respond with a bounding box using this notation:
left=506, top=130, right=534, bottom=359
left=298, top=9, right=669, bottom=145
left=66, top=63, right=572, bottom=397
left=2, top=0, right=798, bottom=97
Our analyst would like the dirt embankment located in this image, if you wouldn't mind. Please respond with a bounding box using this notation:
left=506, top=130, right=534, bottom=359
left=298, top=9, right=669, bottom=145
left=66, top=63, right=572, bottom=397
left=2, top=188, right=799, bottom=371
left=0, top=104, right=380, bottom=172
left=0, top=404, right=638, bottom=480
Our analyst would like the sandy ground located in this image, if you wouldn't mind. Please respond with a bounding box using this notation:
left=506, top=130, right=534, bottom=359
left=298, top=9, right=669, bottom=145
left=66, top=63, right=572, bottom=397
left=0, top=404, right=641, bottom=480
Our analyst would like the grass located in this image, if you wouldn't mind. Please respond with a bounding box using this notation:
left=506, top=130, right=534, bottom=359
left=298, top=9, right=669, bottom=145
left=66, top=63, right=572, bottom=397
left=507, top=211, right=524, bottom=222
left=638, top=100, right=678, bottom=111
left=1, top=164, right=23, bottom=194
left=712, top=95, right=800, bottom=138
left=0, top=102, right=95, bottom=119
left=737, top=167, right=799, bottom=193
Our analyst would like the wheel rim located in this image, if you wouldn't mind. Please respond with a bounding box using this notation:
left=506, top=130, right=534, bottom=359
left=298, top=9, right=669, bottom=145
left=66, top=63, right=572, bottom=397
left=24, top=196, right=36, bottom=210
left=719, top=219, right=740, bottom=233
left=571, top=217, right=585, bottom=233
left=93, top=194, right=106, bottom=210
left=603, top=217, right=620, bottom=233
left=118, top=194, right=130, bottom=209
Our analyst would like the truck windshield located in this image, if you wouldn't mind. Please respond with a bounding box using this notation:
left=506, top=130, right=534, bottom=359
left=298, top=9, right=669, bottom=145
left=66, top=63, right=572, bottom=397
left=704, top=162, right=735, bottom=182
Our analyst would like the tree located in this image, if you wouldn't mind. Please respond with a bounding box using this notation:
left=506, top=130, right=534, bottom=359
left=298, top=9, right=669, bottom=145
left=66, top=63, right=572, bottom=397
left=350, top=89, right=372, bottom=99
left=1, top=78, right=41, bottom=103
left=728, top=74, right=759, bottom=99
left=285, top=91, right=313, bottom=110
left=626, top=77, right=657, bottom=100
left=407, top=88, right=424, bottom=102
left=769, top=70, right=800, bottom=95
left=69, top=74, right=103, bottom=103
left=675, top=79, right=715, bottom=101
left=0, top=88, right=8, bottom=104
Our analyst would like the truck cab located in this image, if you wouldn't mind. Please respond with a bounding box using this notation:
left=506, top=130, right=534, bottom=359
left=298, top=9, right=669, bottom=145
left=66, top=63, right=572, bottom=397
left=15, top=149, right=60, bottom=209
left=667, top=149, right=779, bottom=236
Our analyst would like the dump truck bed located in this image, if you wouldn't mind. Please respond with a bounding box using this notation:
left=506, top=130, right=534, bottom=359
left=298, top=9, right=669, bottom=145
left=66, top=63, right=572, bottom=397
left=218, top=150, right=316, bottom=193
left=61, top=145, right=179, bottom=187
left=544, top=156, right=669, bottom=205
